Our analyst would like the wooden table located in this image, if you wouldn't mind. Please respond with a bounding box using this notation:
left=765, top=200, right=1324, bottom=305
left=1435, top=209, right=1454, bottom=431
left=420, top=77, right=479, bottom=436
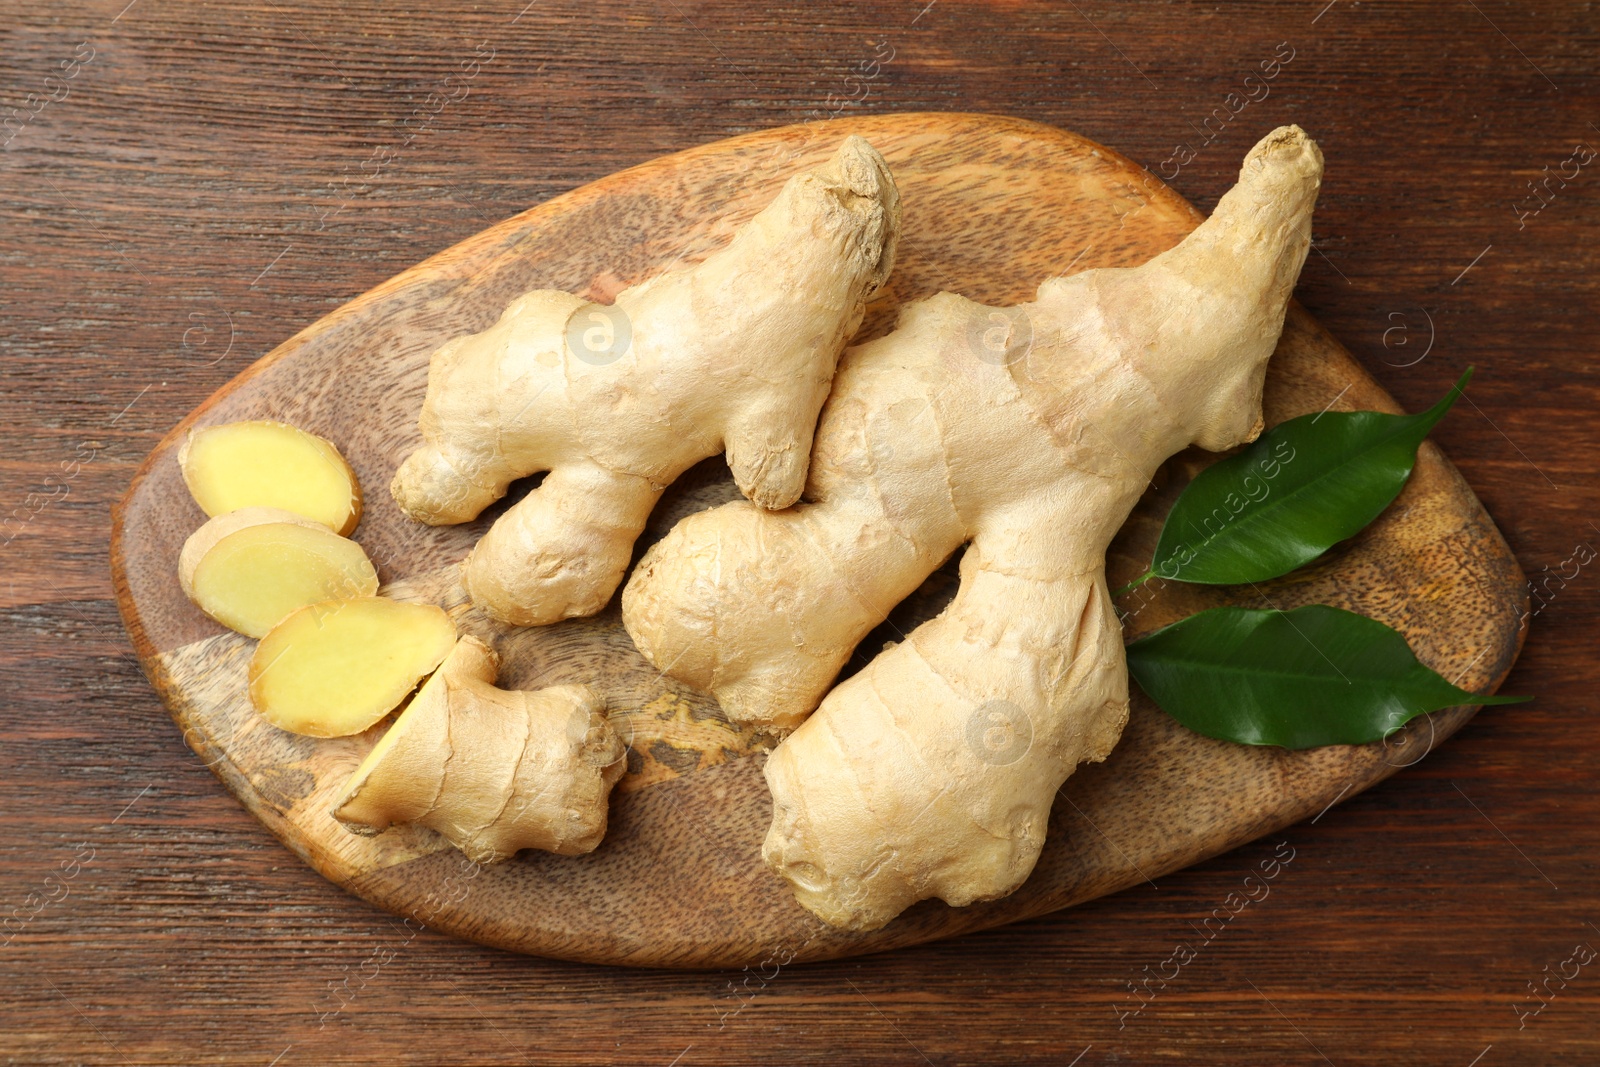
left=3, top=2, right=1593, bottom=1063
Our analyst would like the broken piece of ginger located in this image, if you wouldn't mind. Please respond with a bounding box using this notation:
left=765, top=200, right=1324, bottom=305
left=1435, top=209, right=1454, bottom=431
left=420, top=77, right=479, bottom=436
left=334, top=636, right=626, bottom=862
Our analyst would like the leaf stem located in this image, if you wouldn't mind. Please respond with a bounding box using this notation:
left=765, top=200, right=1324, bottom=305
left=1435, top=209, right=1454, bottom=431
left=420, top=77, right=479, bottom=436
left=1114, top=569, right=1157, bottom=598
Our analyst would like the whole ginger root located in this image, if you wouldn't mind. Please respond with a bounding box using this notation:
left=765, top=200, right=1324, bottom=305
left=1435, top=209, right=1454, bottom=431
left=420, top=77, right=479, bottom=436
left=623, top=126, right=1324, bottom=930
left=392, top=136, right=900, bottom=626
left=334, top=636, right=626, bottom=862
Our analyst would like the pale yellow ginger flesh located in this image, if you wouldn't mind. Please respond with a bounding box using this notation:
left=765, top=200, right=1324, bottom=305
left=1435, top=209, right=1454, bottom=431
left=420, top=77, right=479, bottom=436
left=177, top=507, right=378, bottom=638
left=623, top=126, right=1324, bottom=931
left=390, top=135, right=901, bottom=626
left=248, top=597, right=456, bottom=738
left=333, top=636, right=626, bottom=863
left=180, top=420, right=363, bottom=535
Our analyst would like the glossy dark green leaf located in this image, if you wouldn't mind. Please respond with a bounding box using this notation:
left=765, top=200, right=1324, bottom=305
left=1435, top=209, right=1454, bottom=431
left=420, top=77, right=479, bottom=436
left=1125, top=604, right=1526, bottom=749
left=1124, top=368, right=1472, bottom=592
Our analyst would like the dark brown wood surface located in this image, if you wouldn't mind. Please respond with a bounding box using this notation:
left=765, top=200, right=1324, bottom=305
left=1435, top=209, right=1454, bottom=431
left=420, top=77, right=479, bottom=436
left=107, top=111, right=1526, bottom=970
left=3, top=1, right=1594, bottom=1062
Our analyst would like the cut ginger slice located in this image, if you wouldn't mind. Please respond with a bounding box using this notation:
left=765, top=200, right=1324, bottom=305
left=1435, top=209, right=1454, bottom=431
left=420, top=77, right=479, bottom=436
left=178, top=507, right=378, bottom=638
left=249, top=597, right=456, bottom=738
left=180, top=420, right=363, bottom=535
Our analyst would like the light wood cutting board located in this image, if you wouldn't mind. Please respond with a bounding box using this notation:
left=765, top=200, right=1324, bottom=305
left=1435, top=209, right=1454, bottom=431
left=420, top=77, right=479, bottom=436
left=110, top=113, right=1527, bottom=969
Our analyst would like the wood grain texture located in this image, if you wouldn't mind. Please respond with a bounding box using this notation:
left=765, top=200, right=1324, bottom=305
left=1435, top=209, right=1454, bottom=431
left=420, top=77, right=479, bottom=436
left=110, top=112, right=1526, bottom=970
left=4, top=0, right=1597, bottom=1062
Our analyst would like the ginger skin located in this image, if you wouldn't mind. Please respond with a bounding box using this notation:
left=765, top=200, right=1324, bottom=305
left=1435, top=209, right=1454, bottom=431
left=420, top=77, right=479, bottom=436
left=391, top=136, right=901, bottom=627
left=334, top=636, right=625, bottom=862
left=623, top=126, right=1324, bottom=930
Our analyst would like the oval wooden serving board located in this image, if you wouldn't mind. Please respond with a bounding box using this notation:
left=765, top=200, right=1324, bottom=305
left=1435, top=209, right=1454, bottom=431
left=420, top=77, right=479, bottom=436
left=112, top=113, right=1527, bottom=969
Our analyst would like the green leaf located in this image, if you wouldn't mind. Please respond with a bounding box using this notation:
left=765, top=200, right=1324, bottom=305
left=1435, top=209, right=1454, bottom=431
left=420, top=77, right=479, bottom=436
left=1125, top=604, right=1526, bottom=749
left=1120, top=367, right=1473, bottom=594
